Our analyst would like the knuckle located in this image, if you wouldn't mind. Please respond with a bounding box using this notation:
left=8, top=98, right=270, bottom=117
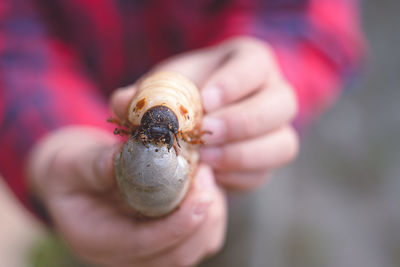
left=237, top=36, right=273, bottom=59
left=206, top=235, right=225, bottom=257
left=240, top=37, right=273, bottom=59
left=224, top=36, right=273, bottom=60
left=221, top=145, right=244, bottom=171
left=128, top=240, right=150, bottom=258
left=171, top=215, right=200, bottom=238
left=282, top=127, right=299, bottom=163
left=229, top=111, right=254, bottom=139
left=51, top=149, right=75, bottom=172
left=216, top=172, right=238, bottom=188
left=173, top=254, right=201, bottom=267
left=252, top=42, right=273, bottom=62
left=228, top=35, right=265, bottom=49
left=214, top=68, right=240, bottom=96
left=281, top=83, right=299, bottom=119
left=224, top=35, right=253, bottom=47
left=249, top=171, right=270, bottom=189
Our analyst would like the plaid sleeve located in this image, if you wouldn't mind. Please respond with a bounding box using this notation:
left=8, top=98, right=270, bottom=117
left=0, top=0, right=113, bottom=212
left=207, top=0, right=365, bottom=127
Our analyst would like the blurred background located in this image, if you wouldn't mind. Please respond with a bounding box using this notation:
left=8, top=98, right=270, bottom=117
left=1, top=0, right=399, bottom=266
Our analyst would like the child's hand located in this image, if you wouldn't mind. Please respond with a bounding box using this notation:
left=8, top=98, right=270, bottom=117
left=28, top=126, right=226, bottom=267
left=113, top=36, right=299, bottom=191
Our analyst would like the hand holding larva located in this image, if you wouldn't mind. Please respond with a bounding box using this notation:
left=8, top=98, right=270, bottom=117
left=110, top=71, right=204, bottom=218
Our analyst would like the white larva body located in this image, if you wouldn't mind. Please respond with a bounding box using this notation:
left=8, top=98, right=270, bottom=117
left=115, top=71, right=203, bottom=217
left=128, top=71, right=202, bottom=132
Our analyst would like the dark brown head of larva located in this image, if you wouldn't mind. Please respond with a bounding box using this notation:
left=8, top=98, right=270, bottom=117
left=133, top=105, right=180, bottom=150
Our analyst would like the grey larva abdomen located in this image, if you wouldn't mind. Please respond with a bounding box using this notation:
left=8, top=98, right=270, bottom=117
left=115, top=137, right=190, bottom=217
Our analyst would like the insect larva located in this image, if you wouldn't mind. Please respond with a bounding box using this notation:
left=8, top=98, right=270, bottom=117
left=113, top=71, right=203, bottom=217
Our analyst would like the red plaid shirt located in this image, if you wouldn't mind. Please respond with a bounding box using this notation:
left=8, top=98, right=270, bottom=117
left=0, top=0, right=364, bottom=212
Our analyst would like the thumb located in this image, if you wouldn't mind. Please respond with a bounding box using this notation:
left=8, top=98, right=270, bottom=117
left=152, top=46, right=224, bottom=87
left=27, top=127, right=120, bottom=201
left=84, top=143, right=121, bottom=192
left=61, top=128, right=121, bottom=193
left=110, top=44, right=226, bottom=121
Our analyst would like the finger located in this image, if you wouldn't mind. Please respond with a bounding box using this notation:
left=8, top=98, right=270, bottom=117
left=46, top=127, right=119, bottom=193
left=152, top=47, right=223, bottom=87
left=110, top=47, right=220, bottom=121
left=140, top=182, right=227, bottom=267
left=56, top=164, right=218, bottom=264
left=202, top=82, right=297, bottom=145
left=110, top=85, right=137, bottom=120
left=168, top=186, right=226, bottom=267
left=215, top=170, right=270, bottom=191
left=201, top=39, right=280, bottom=112
left=119, top=165, right=218, bottom=258
left=200, top=126, right=299, bottom=172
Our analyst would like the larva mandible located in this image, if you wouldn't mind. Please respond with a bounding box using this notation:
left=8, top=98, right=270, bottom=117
left=113, top=71, right=204, bottom=218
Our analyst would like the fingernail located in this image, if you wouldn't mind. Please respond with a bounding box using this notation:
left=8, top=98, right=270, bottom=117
left=202, top=116, right=226, bottom=145
left=200, top=147, right=222, bottom=166
left=201, top=86, right=222, bottom=112
left=94, top=149, right=109, bottom=176
left=93, top=147, right=116, bottom=190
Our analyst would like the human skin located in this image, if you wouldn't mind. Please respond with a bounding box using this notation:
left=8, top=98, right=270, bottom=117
left=28, top=36, right=298, bottom=267
left=113, top=36, right=299, bottom=190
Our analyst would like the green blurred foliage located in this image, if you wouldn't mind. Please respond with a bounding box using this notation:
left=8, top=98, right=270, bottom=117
left=29, top=234, right=90, bottom=267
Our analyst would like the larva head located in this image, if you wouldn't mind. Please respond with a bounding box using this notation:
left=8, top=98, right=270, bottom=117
left=127, top=71, right=202, bottom=133
left=139, top=105, right=179, bottom=148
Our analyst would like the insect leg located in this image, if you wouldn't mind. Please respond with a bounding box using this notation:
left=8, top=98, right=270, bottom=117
left=173, top=132, right=181, bottom=148
left=167, top=131, right=174, bottom=151
left=107, top=117, right=123, bottom=126
left=179, top=131, right=189, bottom=142
left=130, top=129, right=139, bottom=139
left=113, top=128, right=130, bottom=136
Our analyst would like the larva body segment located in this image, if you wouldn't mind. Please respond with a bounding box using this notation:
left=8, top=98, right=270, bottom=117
left=114, top=71, right=203, bottom=218
left=128, top=71, right=202, bottom=134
